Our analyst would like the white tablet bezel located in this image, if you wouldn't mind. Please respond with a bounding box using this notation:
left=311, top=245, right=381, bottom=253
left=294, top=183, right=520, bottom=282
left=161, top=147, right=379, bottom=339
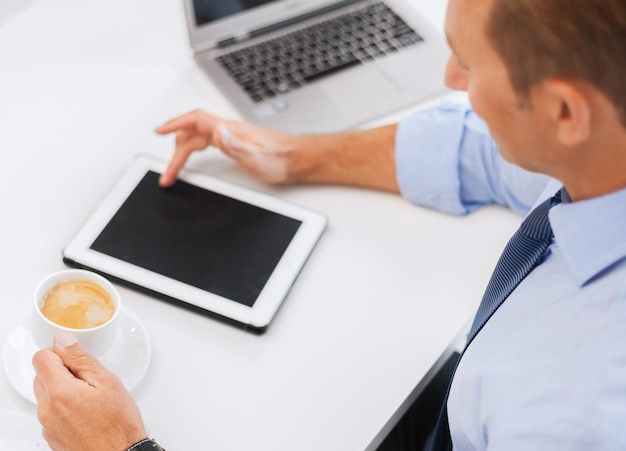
left=63, top=155, right=327, bottom=333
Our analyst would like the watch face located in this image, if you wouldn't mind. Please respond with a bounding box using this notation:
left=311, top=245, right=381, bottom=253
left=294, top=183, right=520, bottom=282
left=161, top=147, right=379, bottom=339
left=128, top=439, right=165, bottom=451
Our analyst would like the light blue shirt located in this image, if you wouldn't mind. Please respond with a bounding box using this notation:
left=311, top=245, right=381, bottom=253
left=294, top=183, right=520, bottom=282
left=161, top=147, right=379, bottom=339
left=395, top=102, right=626, bottom=450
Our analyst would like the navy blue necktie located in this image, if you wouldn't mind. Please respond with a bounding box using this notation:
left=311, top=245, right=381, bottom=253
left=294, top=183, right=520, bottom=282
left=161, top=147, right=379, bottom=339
left=429, top=189, right=562, bottom=451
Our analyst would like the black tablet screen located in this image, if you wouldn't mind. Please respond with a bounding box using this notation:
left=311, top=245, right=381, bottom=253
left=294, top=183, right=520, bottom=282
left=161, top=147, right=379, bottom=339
left=90, top=171, right=302, bottom=307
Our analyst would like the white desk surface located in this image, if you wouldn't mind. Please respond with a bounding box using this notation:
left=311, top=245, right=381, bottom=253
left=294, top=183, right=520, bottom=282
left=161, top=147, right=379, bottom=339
left=0, top=1, right=521, bottom=449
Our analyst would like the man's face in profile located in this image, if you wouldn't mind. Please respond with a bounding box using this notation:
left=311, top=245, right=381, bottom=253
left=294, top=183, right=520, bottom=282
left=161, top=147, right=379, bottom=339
left=443, top=0, right=551, bottom=174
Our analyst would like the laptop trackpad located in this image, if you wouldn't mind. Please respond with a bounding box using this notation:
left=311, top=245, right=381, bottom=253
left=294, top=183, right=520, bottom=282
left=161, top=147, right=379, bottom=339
left=320, top=67, right=402, bottom=119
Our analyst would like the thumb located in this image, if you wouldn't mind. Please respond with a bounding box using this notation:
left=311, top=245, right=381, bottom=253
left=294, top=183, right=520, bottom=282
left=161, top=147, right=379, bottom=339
left=53, top=332, right=108, bottom=385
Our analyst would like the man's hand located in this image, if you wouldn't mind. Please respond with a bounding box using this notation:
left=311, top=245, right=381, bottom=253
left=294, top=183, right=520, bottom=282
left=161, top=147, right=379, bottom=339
left=33, top=332, right=148, bottom=451
left=156, top=109, right=400, bottom=192
left=155, top=110, right=299, bottom=187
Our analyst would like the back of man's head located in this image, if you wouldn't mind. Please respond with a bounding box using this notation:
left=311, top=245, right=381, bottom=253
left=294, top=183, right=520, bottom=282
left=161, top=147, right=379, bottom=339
left=487, top=0, right=626, bottom=127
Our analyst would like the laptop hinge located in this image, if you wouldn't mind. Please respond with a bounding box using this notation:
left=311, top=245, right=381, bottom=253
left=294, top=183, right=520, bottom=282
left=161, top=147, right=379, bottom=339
left=217, top=0, right=364, bottom=49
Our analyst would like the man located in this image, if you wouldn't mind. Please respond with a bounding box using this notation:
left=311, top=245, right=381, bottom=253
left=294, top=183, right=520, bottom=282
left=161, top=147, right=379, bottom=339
left=32, top=0, right=626, bottom=449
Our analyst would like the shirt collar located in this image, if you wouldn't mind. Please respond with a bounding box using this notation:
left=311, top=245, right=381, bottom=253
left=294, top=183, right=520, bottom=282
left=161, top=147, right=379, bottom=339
left=549, top=185, right=626, bottom=286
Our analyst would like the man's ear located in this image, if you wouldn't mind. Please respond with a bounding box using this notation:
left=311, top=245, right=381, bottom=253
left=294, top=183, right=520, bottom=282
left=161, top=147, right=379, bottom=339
left=541, top=79, right=591, bottom=147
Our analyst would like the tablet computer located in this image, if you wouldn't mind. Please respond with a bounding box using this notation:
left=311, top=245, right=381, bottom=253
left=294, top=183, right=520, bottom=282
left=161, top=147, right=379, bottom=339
left=63, top=155, right=327, bottom=333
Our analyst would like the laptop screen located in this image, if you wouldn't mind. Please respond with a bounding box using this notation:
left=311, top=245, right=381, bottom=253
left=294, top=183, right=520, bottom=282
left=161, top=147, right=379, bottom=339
left=193, top=0, right=277, bottom=26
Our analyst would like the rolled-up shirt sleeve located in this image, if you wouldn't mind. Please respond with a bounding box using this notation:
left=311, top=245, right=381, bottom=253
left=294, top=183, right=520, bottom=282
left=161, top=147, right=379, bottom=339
left=395, top=102, right=550, bottom=216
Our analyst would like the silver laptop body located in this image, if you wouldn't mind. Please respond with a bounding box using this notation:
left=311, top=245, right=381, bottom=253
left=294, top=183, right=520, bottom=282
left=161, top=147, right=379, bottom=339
left=182, top=0, right=449, bottom=133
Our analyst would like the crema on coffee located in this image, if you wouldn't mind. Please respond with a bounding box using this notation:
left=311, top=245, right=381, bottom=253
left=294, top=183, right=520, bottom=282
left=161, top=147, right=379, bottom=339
left=40, top=278, right=115, bottom=329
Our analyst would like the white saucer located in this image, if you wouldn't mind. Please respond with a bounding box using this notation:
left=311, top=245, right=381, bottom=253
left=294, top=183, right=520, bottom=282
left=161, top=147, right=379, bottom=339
left=2, top=308, right=151, bottom=404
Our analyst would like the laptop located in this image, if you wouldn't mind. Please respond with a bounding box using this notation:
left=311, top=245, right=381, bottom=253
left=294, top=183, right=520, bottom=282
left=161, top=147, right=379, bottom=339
left=181, top=0, right=449, bottom=133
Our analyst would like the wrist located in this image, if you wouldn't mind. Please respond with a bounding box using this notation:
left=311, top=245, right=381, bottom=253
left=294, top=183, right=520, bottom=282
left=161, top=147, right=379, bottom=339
left=287, top=133, right=337, bottom=184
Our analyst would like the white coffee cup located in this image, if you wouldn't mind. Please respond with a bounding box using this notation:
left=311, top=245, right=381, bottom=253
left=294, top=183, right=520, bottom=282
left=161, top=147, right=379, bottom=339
left=32, top=269, right=121, bottom=356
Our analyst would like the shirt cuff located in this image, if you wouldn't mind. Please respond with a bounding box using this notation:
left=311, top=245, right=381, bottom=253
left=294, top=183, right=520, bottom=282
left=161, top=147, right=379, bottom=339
left=395, top=102, right=472, bottom=216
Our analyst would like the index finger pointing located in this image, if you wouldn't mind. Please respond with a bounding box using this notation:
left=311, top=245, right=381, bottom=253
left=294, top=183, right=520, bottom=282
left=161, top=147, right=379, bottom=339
left=155, top=114, right=197, bottom=135
left=155, top=109, right=213, bottom=135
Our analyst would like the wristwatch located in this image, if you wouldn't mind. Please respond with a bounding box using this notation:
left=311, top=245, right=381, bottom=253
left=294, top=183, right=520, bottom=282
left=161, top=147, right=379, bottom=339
left=127, top=438, right=166, bottom=450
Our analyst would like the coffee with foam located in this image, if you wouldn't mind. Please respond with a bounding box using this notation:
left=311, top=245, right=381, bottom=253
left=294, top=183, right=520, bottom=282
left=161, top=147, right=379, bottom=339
left=40, top=278, right=115, bottom=329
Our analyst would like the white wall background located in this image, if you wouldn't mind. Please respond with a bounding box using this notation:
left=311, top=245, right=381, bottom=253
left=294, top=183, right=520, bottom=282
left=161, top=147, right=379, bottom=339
left=0, top=0, right=40, bottom=25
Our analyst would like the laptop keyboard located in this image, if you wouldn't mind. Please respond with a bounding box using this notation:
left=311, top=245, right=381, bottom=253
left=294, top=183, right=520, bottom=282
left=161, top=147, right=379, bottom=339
left=217, top=2, right=423, bottom=103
